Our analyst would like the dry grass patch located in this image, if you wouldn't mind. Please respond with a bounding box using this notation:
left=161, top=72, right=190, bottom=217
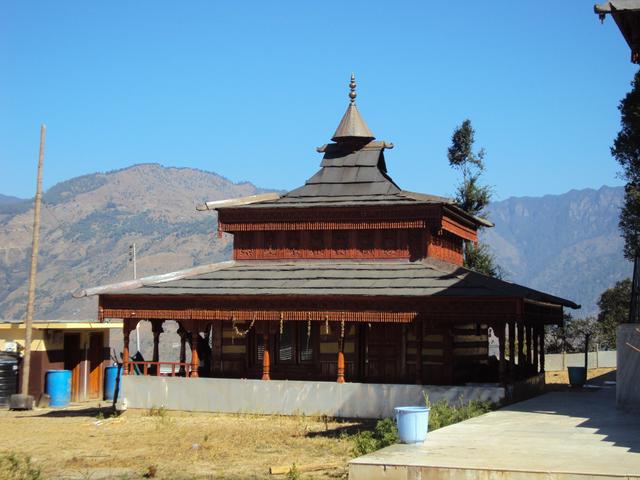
left=0, top=405, right=364, bottom=479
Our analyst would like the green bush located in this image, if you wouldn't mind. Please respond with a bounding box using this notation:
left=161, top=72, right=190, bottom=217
left=352, top=398, right=494, bottom=456
left=0, top=452, right=42, bottom=480
left=352, top=418, right=399, bottom=456
left=426, top=395, right=493, bottom=431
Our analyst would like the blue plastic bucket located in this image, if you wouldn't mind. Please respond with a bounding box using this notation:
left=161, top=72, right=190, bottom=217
left=395, top=406, right=430, bottom=444
left=45, top=370, right=71, bottom=407
left=103, top=365, right=122, bottom=401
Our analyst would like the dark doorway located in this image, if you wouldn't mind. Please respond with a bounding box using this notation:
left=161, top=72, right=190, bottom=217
left=63, top=333, right=81, bottom=402
left=365, top=324, right=402, bottom=383
left=88, top=333, right=103, bottom=399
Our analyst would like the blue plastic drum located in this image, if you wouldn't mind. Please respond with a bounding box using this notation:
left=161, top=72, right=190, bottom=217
left=103, top=365, right=122, bottom=401
left=45, top=369, right=71, bottom=407
left=395, top=406, right=430, bottom=443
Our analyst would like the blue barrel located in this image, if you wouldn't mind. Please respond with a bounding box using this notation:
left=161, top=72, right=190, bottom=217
left=568, top=366, right=586, bottom=387
left=395, top=406, right=430, bottom=444
left=45, top=370, right=71, bottom=407
left=103, top=365, right=122, bottom=401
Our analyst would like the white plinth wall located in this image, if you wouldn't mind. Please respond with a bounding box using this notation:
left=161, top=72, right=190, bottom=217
left=116, top=376, right=505, bottom=418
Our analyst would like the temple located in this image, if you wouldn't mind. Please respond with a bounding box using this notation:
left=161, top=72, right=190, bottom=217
left=76, top=76, right=578, bottom=391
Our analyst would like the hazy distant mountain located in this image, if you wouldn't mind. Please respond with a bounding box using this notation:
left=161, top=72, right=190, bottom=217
left=0, top=194, right=26, bottom=205
left=0, top=164, right=268, bottom=320
left=0, top=164, right=630, bottom=321
left=482, top=185, right=632, bottom=316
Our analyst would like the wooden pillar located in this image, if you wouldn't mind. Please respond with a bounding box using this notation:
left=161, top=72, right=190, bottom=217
left=443, top=326, right=454, bottom=385
left=190, top=329, right=199, bottom=378
left=539, top=328, right=546, bottom=373
left=517, top=318, right=525, bottom=379
left=178, top=326, right=187, bottom=376
left=122, top=320, right=130, bottom=375
left=508, top=319, right=516, bottom=381
left=337, top=322, right=345, bottom=383
left=151, top=320, right=163, bottom=375
left=261, top=332, right=270, bottom=380
left=498, top=322, right=506, bottom=385
left=415, top=318, right=423, bottom=385
left=525, top=323, right=532, bottom=374
left=533, top=325, right=539, bottom=373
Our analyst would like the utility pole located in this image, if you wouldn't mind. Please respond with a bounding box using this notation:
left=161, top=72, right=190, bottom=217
left=129, top=243, right=137, bottom=279
left=20, top=124, right=46, bottom=402
left=129, top=242, right=140, bottom=352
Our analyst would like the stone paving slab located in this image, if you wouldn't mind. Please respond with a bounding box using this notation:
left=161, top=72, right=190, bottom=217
left=349, top=383, right=640, bottom=479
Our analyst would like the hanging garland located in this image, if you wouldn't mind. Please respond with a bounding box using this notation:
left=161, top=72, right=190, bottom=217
left=324, top=315, right=329, bottom=335
left=279, top=312, right=284, bottom=335
left=340, top=317, right=345, bottom=339
left=306, top=313, right=312, bottom=350
left=232, top=315, right=256, bottom=337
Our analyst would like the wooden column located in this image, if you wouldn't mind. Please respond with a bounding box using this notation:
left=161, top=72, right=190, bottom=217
left=337, top=322, right=345, bottom=383
left=122, top=320, right=130, bottom=375
left=498, top=322, right=506, bottom=385
left=415, top=318, right=423, bottom=385
left=151, top=320, right=163, bottom=375
left=261, top=332, right=270, bottom=380
left=533, top=325, right=539, bottom=373
left=525, top=323, right=532, bottom=374
left=508, top=319, right=516, bottom=381
left=177, top=325, right=187, bottom=376
left=213, top=321, right=223, bottom=374
left=517, top=319, right=525, bottom=379
left=190, top=329, right=199, bottom=378
left=443, top=326, right=454, bottom=385
left=539, top=328, right=546, bottom=373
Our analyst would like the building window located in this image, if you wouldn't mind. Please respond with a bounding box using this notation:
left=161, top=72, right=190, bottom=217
left=278, top=322, right=295, bottom=363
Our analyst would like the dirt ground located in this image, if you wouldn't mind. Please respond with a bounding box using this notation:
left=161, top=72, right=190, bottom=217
left=545, top=367, right=616, bottom=386
left=0, top=404, right=366, bottom=479
left=0, top=368, right=617, bottom=479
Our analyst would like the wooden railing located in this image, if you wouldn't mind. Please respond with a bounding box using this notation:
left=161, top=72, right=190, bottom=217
left=125, top=361, right=193, bottom=377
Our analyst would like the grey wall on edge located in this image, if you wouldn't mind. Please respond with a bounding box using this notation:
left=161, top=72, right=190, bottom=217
left=617, top=324, right=640, bottom=411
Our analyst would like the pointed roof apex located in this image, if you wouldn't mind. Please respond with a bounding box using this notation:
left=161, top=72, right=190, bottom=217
left=331, top=74, right=375, bottom=142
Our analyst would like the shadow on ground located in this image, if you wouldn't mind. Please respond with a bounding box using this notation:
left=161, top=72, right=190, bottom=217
left=510, top=369, right=640, bottom=453
left=17, top=406, right=117, bottom=419
left=306, top=419, right=376, bottom=438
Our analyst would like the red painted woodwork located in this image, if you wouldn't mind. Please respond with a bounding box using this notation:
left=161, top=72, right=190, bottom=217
left=233, top=228, right=465, bottom=264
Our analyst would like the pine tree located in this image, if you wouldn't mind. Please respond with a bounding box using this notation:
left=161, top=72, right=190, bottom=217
left=447, top=120, right=502, bottom=278
left=611, top=71, right=640, bottom=260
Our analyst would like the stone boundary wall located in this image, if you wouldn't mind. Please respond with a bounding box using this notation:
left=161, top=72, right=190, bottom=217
left=117, top=376, right=505, bottom=418
left=544, top=351, right=617, bottom=371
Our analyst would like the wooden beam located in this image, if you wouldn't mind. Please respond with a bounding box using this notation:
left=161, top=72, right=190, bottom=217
left=337, top=322, right=345, bottom=383
left=498, top=322, right=506, bottom=385
left=122, top=320, right=130, bottom=376
left=539, top=328, right=546, bottom=373
left=517, top=319, right=525, bottom=379
left=508, top=319, right=516, bottom=381
left=415, top=318, right=423, bottom=385
left=190, top=329, right=199, bottom=378
left=533, top=325, right=539, bottom=373
left=526, top=323, right=532, bottom=374
left=262, top=332, right=271, bottom=380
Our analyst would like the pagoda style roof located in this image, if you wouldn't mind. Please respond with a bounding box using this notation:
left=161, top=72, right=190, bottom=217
left=74, top=258, right=578, bottom=309
left=209, top=76, right=491, bottom=228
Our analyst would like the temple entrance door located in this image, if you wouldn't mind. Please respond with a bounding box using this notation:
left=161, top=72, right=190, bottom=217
left=365, top=324, right=401, bottom=383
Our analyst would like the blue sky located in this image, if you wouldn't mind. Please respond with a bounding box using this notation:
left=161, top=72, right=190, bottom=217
left=0, top=1, right=637, bottom=201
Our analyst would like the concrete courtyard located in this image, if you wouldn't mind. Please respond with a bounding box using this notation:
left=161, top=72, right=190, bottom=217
left=350, top=373, right=640, bottom=479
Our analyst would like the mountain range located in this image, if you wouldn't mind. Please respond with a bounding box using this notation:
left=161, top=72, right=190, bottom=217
left=0, top=164, right=632, bottom=320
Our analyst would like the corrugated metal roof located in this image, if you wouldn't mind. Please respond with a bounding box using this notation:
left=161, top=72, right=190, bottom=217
left=76, top=259, right=578, bottom=309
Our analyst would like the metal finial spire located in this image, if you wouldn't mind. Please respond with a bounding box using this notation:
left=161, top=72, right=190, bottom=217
left=349, top=73, right=357, bottom=105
